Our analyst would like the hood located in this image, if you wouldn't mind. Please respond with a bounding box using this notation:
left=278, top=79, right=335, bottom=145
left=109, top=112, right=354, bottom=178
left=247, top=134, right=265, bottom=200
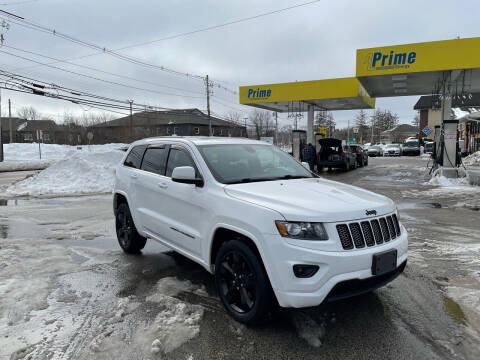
left=224, top=178, right=395, bottom=222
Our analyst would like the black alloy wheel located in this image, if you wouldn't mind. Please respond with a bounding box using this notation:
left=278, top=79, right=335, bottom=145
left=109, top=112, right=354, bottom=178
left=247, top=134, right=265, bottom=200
left=219, top=251, right=256, bottom=313
left=215, top=240, right=272, bottom=324
left=115, top=203, right=147, bottom=253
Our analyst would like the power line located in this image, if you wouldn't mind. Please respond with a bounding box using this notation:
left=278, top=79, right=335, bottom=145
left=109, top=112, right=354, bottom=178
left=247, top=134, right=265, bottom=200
left=0, top=11, right=206, bottom=81
left=112, top=0, right=323, bottom=52
left=0, top=70, right=245, bottom=127
left=2, top=44, right=205, bottom=95
left=0, top=1, right=322, bottom=92
left=0, top=49, right=206, bottom=99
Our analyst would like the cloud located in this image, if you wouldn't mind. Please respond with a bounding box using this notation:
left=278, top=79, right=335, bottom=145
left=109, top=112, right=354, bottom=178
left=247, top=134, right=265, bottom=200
left=1, top=0, right=478, bottom=127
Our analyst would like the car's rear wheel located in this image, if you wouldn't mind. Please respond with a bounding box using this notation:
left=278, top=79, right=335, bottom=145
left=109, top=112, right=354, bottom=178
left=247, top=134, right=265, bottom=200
left=215, top=240, right=272, bottom=325
left=115, top=203, right=147, bottom=253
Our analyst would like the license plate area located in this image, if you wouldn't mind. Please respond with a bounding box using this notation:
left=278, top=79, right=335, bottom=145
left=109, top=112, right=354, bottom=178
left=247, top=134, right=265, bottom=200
left=372, top=249, right=397, bottom=276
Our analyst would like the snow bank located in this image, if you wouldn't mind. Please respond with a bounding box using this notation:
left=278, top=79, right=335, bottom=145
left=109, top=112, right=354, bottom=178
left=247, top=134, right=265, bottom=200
left=3, top=142, right=126, bottom=161
left=428, top=175, right=464, bottom=187
left=6, top=150, right=124, bottom=196
left=463, top=151, right=480, bottom=167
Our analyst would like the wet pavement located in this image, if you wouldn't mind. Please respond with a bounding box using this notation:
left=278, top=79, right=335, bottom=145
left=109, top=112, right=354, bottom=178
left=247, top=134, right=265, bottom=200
left=0, top=157, right=479, bottom=359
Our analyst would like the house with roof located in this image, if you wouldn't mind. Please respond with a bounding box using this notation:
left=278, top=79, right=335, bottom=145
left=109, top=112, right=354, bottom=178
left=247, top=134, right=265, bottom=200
left=89, top=108, right=246, bottom=144
left=380, top=124, right=419, bottom=144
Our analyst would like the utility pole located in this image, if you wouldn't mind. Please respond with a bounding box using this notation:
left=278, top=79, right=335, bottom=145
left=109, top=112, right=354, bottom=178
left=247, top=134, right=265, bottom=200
left=128, top=100, right=133, bottom=142
left=274, top=111, right=278, bottom=146
left=0, top=88, right=3, bottom=162
left=244, top=117, right=248, bottom=138
left=205, top=75, right=212, bottom=136
left=347, top=119, right=350, bottom=143
left=8, top=99, right=12, bottom=143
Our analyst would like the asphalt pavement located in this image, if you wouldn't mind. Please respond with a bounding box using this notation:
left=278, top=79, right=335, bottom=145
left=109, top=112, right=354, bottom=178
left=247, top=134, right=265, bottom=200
left=0, top=157, right=479, bottom=359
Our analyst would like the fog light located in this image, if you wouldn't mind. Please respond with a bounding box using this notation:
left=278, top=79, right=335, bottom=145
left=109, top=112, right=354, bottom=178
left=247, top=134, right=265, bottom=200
left=293, top=264, right=319, bottom=278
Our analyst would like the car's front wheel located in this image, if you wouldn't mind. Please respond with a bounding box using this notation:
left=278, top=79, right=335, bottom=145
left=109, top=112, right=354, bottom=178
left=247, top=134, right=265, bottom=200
left=115, top=203, right=147, bottom=253
left=215, top=240, right=273, bottom=325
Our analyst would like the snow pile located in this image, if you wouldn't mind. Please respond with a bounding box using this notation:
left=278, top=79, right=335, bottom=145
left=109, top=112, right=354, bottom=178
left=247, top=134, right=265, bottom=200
left=143, top=277, right=204, bottom=354
left=3, top=142, right=126, bottom=161
left=6, top=150, right=124, bottom=196
left=463, top=151, right=480, bottom=167
left=428, top=175, right=471, bottom=188
left=148, top=298, right=203, bottom=354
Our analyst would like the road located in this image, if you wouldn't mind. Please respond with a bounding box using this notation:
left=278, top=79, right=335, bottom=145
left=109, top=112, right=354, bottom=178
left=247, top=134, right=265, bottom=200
left=0, top=157, right=479, bottom=359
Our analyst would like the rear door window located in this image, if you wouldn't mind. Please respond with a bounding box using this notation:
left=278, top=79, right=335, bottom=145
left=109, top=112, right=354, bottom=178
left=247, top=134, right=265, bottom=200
left=166, top=148, right=197, bottom=177
left=140, top=147, right=168, bottom=175
left=124, top=145, right=147, bottom=169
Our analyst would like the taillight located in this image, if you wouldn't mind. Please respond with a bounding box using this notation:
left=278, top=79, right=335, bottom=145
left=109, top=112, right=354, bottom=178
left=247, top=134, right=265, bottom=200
left=341, top=151, right=346, bottom=156
left=356, top=150, right=361, bottom=154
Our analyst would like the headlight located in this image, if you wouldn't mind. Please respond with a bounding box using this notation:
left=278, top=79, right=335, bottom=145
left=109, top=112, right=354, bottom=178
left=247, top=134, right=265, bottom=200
left=275, top=221, right=329, bottom=240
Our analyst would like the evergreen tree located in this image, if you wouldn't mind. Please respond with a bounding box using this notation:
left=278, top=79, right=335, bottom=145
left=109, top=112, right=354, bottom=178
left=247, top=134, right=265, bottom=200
left=355, top=109, right=369, bottom=140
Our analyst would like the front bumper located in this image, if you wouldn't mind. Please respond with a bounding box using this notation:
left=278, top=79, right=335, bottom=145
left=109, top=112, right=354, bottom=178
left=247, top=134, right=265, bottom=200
left=262, top=226, right=408, bottom=308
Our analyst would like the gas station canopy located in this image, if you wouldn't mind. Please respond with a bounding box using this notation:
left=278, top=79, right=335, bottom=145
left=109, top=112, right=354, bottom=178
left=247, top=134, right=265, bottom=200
left=356, top=37, right=480, bottom=97
left=240, top=37, right=480, bottom=110
left=239, top=77, right=375, bottom=112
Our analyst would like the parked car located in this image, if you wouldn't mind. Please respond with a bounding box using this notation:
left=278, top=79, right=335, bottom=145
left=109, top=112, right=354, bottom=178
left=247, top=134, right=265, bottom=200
left=317, top=138, right=357, bottom=171
left=402, top=139, right=421, bottom=156
left=384, top=144, right=402, bottom=157
left=424, top=141, right=434, bottom=154
left=113, top=137, right=408, bottom=324
left=350, top=144, right=369, bottom=166
left=367, top=145, right=383, bottom=157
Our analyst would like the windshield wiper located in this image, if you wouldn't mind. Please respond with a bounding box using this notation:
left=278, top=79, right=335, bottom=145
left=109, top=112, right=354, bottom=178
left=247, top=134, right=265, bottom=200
left=227, top=175, right=311, bottom=185
left=276, top=175, right=311, bottom=180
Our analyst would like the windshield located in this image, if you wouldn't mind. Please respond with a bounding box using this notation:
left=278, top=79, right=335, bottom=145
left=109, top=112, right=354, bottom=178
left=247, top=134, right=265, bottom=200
left=197, top=144, right=314, bottom=184
left=370, top=146, right=381, bottom=150
left=387, top=144, right=399, bottom=148
left=405, top=141, right=419, bottom=147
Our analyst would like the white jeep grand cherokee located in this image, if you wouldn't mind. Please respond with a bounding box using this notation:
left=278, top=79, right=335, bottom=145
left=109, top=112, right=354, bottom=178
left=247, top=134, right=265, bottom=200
left=113, top=137, right=408, bottom=324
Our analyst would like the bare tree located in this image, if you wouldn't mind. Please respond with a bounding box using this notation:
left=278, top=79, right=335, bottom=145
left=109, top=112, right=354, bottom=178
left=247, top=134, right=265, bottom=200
left=249, top=109, right=273, bottom=139
left=17, top=106, right=41, bottom=120
left=225, top=111, right=242, bottom=124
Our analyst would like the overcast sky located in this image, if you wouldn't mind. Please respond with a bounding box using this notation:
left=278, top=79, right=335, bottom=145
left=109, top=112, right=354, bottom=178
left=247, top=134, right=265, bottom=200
left=0, top=0, right=478, bottom=128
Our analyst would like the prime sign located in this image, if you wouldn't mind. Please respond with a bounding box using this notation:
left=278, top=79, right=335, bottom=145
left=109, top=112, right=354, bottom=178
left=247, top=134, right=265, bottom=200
left=370, top=50, right=416, bottom=71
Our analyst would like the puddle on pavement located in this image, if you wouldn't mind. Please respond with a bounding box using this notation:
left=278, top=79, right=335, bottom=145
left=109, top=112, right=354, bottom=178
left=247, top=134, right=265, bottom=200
left=0, top=218, right=48, bottom=239
left=0, top=224, right=7, bottom=239
left=0, top=199, right=31, bottom=206
left=444, top=297, right=467, bottom=325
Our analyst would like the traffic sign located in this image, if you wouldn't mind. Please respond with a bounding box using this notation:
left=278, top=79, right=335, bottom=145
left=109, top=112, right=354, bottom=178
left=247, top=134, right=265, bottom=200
left=349, top=138, right=356, bottom=144
left=318, top=126, right=327, bottom=136
left=422, top=126, right=432, bottom=136
left=353, top=127, right=359, bottom=135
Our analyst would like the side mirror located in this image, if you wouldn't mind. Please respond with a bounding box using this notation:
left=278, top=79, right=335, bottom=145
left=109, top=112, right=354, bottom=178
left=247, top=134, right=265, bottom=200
left=171, top=166, right=203, bottom=187
left=301, top=162, right=310, bottom=170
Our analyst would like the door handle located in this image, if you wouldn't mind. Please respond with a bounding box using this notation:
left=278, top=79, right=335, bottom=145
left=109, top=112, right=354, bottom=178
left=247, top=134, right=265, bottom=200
left=130, top=174, right=138, bottom=179
left=157, top=182, right=168, bottom=189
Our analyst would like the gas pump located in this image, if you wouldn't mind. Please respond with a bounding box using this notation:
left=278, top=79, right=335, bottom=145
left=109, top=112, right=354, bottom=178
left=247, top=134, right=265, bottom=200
left=292, top=130, right=307, bottom=161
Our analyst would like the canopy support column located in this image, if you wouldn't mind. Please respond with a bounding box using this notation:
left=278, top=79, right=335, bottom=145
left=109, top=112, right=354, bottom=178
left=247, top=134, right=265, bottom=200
left=307, top=105, right=314, bottom=146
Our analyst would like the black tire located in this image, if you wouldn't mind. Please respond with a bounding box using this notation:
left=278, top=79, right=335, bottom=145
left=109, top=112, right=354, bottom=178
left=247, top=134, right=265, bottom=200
left=365, top=157, right=369, bottom=166
left=215, top=239, right=273, bottom=325
left=115, top=202, right=147, bottom=253
left=317, top=165, right=324, bottom=173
